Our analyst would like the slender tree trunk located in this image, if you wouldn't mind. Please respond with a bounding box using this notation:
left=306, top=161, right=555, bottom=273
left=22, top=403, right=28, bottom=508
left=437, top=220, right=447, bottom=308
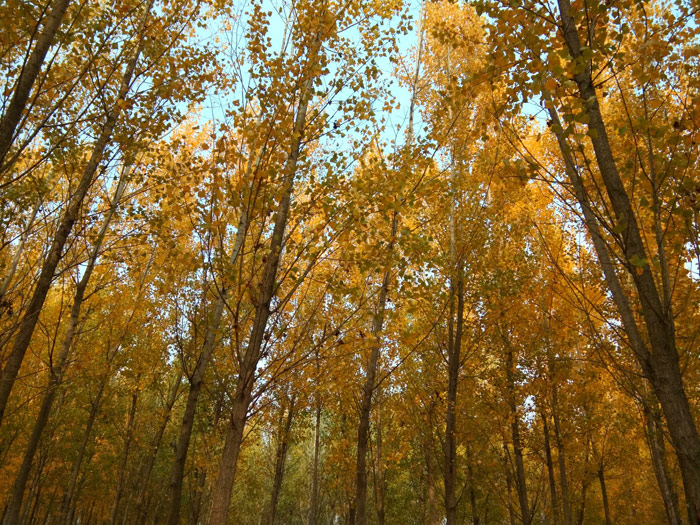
left=353, top=16, right=423, bottom=515
left=551, top=388, right=571, bottom=525
left=504, top=441, right=517, bottom=525
left=2, top=167, right=129, bottom=525
left=308, top=389, right=322, bottom=525
left=442, top=36, right=464, bottom=525
left=644, top=403, right=682, bottom=525
left=0, top=0, right=72, bottom=169
left=425, top=432, right=438, bottom=525
left=577, top=439, right=590, bottom=525
left=548, top=98, right=693, bottom=524
left=110, top=392, right=138, bottom=524
left=374, top=391, right=386, bottom=525
left=597, top=468, right=611, bottom=525
left=0, top=0, right=153, bottom=425
left=267, top=396, right=295, bottom=525
left=0, top=196, right=41, bottom=305
left=60, top=379, right=106, bottom=525
left=206, top=29, right=323, bottom=525
left=354, top=231, right=393, bottom=525
left=444, top=289, right=462, bottom=525
left=357, top=9, right=422, bottom=524
left=190, top=468, right=206, bottom=525
left=165, top=208, right=249, bottom=525
left=542, top=410, right=560, bottom=525
left=466, top=441, right=478, bottom=525
left=134, top=373, right=182, bottom=523
left=19, top=449, right=46, bottom=525
left=505, top=345, right=530, bottom=525
left=554, top=1, right=700, bottom=520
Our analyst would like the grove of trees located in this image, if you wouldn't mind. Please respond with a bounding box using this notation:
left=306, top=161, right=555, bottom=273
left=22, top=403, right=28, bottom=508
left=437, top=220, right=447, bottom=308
left=1, top=0, right=700, bottom=523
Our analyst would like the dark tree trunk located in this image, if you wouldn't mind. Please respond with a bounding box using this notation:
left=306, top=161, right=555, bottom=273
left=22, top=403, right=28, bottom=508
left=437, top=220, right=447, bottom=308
left=60, top=379, right=106, bottom=525
left=133, top=373, right=182, bottom=524
left=644, top=403, right=682, bottom=525
left=598, top=468, right=611, bottom=525
left=0, top=0, right=71, bottom=168
left=553, top=0, right=700, bottom=520
left=110, top=392, right=138, bottom=524
left=505, top=345, right=530, bottom=525
left=207, top=31, right=323, bottom=525
left=165, top=207, right=249, bottom=525
left=308, top=389, right=322, bottom=525
left=542, top=409, right=560, bottom=525
left=2, top=168, right=128, bottom=525
left=268, top=396, right=295, bottom=525
left=0, top=0, right=152, bottom=425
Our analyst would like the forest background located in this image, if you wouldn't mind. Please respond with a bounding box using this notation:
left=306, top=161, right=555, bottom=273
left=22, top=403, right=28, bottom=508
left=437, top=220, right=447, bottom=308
left=1, top=0, right=700, bottom=524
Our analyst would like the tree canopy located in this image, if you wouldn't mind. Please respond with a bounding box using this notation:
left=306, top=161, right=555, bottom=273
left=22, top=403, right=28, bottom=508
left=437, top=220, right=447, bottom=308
left=1, top=0, right=700, bottom=523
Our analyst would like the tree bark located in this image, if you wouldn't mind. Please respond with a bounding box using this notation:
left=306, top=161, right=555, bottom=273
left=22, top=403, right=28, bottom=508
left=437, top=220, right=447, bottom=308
left=504, top=344, right=530, bottom=525
left=354, top=226, right=393, bottom=525
left=466, top=441, right=478, bottom=525
left=644, top=402, right=682, bottom=525
left=597, top=467, right=611, bottom=525
left=165, top=207, right=249, bottom=525
left=190, top=468, right=206, bottom=525
left=542, top=409, right=560, bottom=525
left=206, top=28, right=323, bottom=525
left=134, top=373, right=182, bottom=524
left=551, top=387, right=571, bottom=525
left=60, top=378, right=106, bottom=525
left=504, top=441, right=517, bottom=525
left=110, top=392, right=139, bottom=524
left=308, top=386, right=322, bottom=525
left=267, top=396, right=295, bottom=525
left=374, top=391, right=386, bottom=525
left=444, top=160, right=464, bottom=525
left=554, top=0, right=700, bottom=520
left=0, top=0, right=153, bottom=425
left=2, top=166, right=128, bottom=525
left=0, top=0, right=71, bottom=169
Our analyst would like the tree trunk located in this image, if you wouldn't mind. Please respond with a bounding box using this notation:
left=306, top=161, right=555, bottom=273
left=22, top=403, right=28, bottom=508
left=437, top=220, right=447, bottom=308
left=576, top=440, right=590, bottom=525
left=505, top=345, right=530, bottom=525
left=0, top=195, right=41, bottom=305
left=356, top=11, right=421, bottom=523
left=206, top=28, right=323, bottom=525
left=2, top=166, right=128, bottom=525
left=551, top=388, right=571, bottom=525
left=466, top=441, right=478, bottom=525
left=374, top=391, right=386, bottom=525
left=60, top=379, right=106, bottom=525
left=644, top=403, right=682, bottom=525
left=354, top=236, right=392, bottom=525
left=554, top=0, right=700, bottom=520
left=19, top=448, right=47, bottom=525
left=165, top=207, right=249, bottom=525
left=0, top=0, right=71, bottom=169
left=267, top=396, right=295, bottom=525
left=110, top=392, right=138, bottom=524
left=308, top=389, right=322, bottom=525
left=190, top=468, right=206, bottom=525
left=0, top=0, right=153, bottom=425
left=598, top=468, right=611, bottom=525
left=504, top=441, right=517, bottom=525
left=542, top=409, right=560, bottom=525
left=444, top=288, right=462, bottom=525
left=134, top=373, right=182, bottom=524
